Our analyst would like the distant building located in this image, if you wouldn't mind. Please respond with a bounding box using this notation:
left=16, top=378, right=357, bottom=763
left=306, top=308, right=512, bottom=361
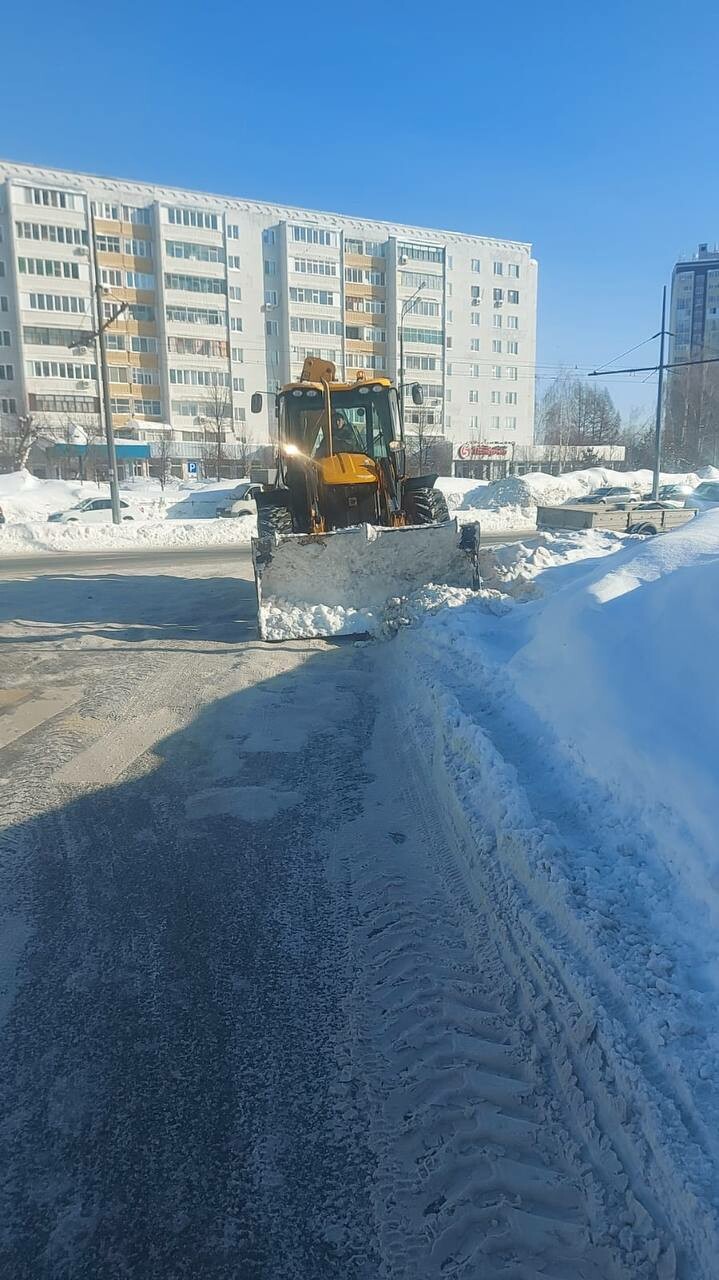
left=0, top=159, right=538, bottom=462
left=452, top=441, right=625, bottom=480
left=669, top=243, right=719, bottom=363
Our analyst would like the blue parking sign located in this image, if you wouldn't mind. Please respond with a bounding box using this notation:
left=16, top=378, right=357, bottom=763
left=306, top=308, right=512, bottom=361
left=187, top=461, right=198, bottom=475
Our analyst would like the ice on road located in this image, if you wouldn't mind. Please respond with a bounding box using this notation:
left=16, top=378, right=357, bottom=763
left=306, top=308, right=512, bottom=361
left=0, top=551, right=694, bottom=1277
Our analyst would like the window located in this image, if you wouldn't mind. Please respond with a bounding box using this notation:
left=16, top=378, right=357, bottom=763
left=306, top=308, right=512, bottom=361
left=167, top=336, right=227, bottom=357
left=264, top=290, right=278, bottom=306
left=493, top=314, right=503, bottom=328
left=18, top=257, right=80, bottom=279
left=490, top=415, right=500, bottom=430
left=400, top=270, right=442, bottom=290
left=402, top=327, right=444, bottom=345
left=29, top=393, right=100, bottom=414
left=506, top=366, right=518, bottom=381
left=134, top=399, right=162, bottom=416
left=398, top=243, right=443, bottom=263
left=165, top=273, right=226, bottom=294
left=122, top=205, right=152, bottom=225
left=491, top=391, right=501, bottom=404
left=345, top=238, right=363, bottom=254
left=505, top=416, right=517, bottom=430
left=166, top=304, right=225, bottom=326
left=234, top=406, right=246, bottom=423
left=264, top=260, right=276, bottom=276
left=26, top=293, right=88, bottom=314
left=172, top=398, right=230, bottom=419
left=291, top=316, right=343, bottom=335
left=469, top=389, right=479, bottom=403
left=290, top=287, right=335, bottom=306
left=507, top=290, right=520, bottom=304
left=230, top=317, right=243, bottom=332
left=293, top=257, right=337, bottom=276
left=471, top=286, right=481, bottom=301
left=470, top=364, right=481, bottom=377
left=405, top=354, right=439, bottom=371
left=366, top=270, right=385, bottom=286
left=471, top=259, right=481, bottom=273
left=16, top=221, right=87, bottom=246
left=227, top=224, right=240, bottom=239
left=170, top=367, right=230, bottom=387
left=363, top=240, right=386, bottom=257
left=124, top=238, right=152, bottom=258
left=412, top=299, right=440, bottom=317
left=291, top=225, right=337, bottom=246
left=131, top=336, right=158, bottom=353
left=492, top=365, right=502, bottom=379
left=508, top=263, right=520, bottom=278
left=0, top=331, right=10, bottom=347
left=24, top=325, right=88, bottom=348
left=262, top=228, right=276, bottom=245
left=228, top=255, right=241, bottom=269
left=471, top=313, right=481, bottom=326
left=108, top=366, right=128, bottom=382
left=231, top=346, right=243, bottom=362
left=0, top=364, right=14, bottom=380
left=92, top=200, right=119, bottom=219
left=1, top=397, right=17, bottom=414
left=132, top=368, right=156, bottom=386
left=506, top=340, right=518, bottom=354
left=493, top=288, right=504, bottom=303
left=125, top=271, right=154, bottom=289
left=492, top=339, right=502, bottom=353
left=470, top=339, right=480, bottom=351
left=228, top=286, right=242, bottom=300
left=106, top=333, right=126, bottom=351
left=166, top=240, right=224, bottom=263
left=266, top=319, right=278, bottom=336
left=232, top=376, right=244, bottom=392
left=167, top=207, right=218, bottom=230
left=26, top=187, right=81, bottom=210
left=27, top=360, right=96, bottom=380
left=127, top=303, right=155, bottom=322
left=506, top=315, right=518, bottom=329
left=101, top=268, right=122, bottom=286
left=493, top=261, right=504, bottom=275
left=345, top=352, right=386, bottom=369
left=96, top=234, right=121, bottom=253
left=505, top=391, right=518, bottom=404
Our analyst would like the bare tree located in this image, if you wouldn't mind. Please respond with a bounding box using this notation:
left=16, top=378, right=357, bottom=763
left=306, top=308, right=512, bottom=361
left=235, top=422, right=254, bottom=478
left=664, top=361, right=719, bottom=469
left=199, top=383, right=232, bottom=481
left=405, top=406, right=446, bottom=475
left=538, top=372, right=621, bottom=453
left=153, top=435, right=174, bottom=490
left=1, top=410, right=43, bottom=472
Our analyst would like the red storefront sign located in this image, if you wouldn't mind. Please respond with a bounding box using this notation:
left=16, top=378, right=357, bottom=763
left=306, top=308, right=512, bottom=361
left=456, top=442, right=509, bottom=460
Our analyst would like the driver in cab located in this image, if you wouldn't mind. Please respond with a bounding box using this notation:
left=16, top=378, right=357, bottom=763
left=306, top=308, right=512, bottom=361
left=325, top=411, right=365, bottom=455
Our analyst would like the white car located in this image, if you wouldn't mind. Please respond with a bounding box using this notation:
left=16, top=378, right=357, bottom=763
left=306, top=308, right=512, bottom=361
left=684, top=481, right=719, bottom=512
left=216, top=482, right=262, bottom=518
left=47, top=497, right=139, bottom=523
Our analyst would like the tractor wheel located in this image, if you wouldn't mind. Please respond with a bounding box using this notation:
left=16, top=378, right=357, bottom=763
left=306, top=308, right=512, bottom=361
left=402, top=486, right=450, bottom=525
left=629, top=521, right=658, bottom=536
left=257, top=504, right=294, bottom=539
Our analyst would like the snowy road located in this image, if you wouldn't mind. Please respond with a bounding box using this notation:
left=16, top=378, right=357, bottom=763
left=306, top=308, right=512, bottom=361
left=0, top=553, right=680, bottom=1277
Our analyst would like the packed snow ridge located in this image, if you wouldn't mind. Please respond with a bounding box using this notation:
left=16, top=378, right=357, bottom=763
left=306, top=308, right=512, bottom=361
left=390, top=510, right=719, bottom=1277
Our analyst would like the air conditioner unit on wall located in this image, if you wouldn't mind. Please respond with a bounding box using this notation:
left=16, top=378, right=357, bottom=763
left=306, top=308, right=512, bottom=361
left=76, top=380, right=89, bottom=388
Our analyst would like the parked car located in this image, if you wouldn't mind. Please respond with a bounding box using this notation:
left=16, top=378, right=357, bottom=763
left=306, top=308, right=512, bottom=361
left=684, top=481, right=719, bottom=512
left=639, top=483, right=695, bottom=507
left=571, top=486, right=641, bottom=506
left=216, top=482, right=262, bottom=518
left=47, top=497, right=139, bottom=523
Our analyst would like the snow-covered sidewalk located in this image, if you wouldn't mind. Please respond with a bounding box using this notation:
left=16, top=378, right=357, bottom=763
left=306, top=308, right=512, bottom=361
left=390, top=513, right=719, bottom=1277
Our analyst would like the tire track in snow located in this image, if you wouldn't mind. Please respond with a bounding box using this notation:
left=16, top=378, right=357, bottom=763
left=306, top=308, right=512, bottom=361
left=339, top=695, right=634, bottom=1279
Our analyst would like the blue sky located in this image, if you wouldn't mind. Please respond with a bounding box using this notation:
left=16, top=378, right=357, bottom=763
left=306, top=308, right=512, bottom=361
left=3, top=0, right=717, bottom=418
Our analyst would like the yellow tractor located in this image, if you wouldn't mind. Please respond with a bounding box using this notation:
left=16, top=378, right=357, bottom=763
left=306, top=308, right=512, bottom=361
left=250, top=358, right=479, bottom=639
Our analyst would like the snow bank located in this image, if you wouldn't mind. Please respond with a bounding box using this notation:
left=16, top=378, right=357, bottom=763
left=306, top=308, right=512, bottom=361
left=0, top=469, right=253, bottom=524
left=0, top=515, right=256, bottom=556
left=390, top=513, right=719, bottom=1272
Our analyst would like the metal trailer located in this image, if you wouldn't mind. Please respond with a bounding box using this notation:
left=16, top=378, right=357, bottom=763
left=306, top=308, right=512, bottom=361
left=536, top=503, right=696, bottom=536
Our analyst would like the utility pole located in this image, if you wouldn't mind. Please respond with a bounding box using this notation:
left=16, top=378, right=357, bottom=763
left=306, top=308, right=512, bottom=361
left=652, top=286, right=667, bottom=500
left=589, top=288, right=719, bottom=489
left=399, top=283, right=425, bottom=425
left=88, top=208, right=123, bottom=524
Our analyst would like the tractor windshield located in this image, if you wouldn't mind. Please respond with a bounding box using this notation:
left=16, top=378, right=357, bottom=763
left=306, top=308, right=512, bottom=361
left=281, top=386, right=398, bottom=460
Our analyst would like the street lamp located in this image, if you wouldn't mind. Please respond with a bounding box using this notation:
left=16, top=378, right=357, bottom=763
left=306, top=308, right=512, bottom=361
left=399, top=283, right=425, bottom=423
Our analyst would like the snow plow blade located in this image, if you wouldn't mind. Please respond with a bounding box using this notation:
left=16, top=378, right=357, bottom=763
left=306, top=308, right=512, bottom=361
left=251, top=520, right=480, bottom=641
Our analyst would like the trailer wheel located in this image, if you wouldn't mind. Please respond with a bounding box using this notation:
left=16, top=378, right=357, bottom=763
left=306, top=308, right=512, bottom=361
left=402, top=486, right=450, bottom=525
left=629, top=521, right=658, bottom=536
left=257, top=504, right=294, bottom=539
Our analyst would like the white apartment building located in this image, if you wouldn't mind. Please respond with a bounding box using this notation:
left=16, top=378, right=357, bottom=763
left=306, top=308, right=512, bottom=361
left=0, top=160, right=538, bottom=453
left=669, top=243, right=719, bottom=363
